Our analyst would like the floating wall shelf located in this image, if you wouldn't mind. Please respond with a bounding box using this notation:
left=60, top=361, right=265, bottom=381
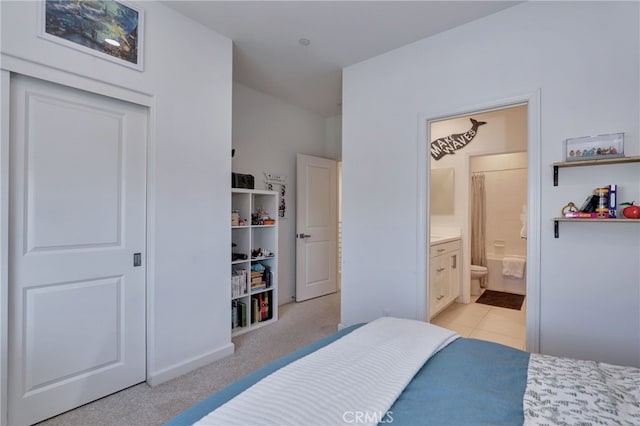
left=553, top=155, right=640, bottom=186
left=552, top=155, right=640, bottom=237
left=553, top=217, right=640, bottom=238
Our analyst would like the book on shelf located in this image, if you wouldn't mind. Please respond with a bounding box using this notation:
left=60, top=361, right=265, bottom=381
left=231, top=269, right=248, bottom=297
left=231, top=276, right=238, bottom=298
left=578, top=194, right=599, bottom=213
left=249, top=292, right=273, bottom=323
left=242, top=269, right=248, bottom=294
left=261, top=292, right=271, bottom=321
left=252, top=297, right=260, bottom=324
left=264, top=266, right=271, bottom=288
left=231, top=300, right=238, bottom=329
left=249, top=265, right=271, bottom=291
left=237, top=301, right=247, bottom=327
left=250, top=271, right=263, bottom=287
left=564, top=211, right=610, bottom=218
left=608, top=184, right=617, bottom=218
left=257, top=293, right=265, bottom=322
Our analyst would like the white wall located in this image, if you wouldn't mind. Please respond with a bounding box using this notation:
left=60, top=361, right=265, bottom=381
left=232, top=83, right=337, bottom=304
left=0, top=2, right=234, bottom=412
left=342, top=1, right=640, bottom=367
left=325, top=115, right=343, bottom=161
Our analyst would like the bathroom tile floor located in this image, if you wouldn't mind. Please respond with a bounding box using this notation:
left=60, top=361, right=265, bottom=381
left=431, top=291, right=527, bottom=351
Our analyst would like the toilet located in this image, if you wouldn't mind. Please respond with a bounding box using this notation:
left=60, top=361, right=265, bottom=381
left=470, top=265, right=488, bottom=296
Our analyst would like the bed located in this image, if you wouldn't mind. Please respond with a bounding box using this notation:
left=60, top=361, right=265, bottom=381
left=166, top=317, right=639, bottom=426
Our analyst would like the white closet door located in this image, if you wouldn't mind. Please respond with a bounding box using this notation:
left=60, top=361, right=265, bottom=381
left=8, top=75, right=147, bottom=425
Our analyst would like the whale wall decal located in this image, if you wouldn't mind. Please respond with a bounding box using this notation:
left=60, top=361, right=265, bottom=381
left=430, top=118, right=487, bottom=160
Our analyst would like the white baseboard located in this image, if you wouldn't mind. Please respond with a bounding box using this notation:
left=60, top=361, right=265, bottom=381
left=147, top=342, right=235, bottom=386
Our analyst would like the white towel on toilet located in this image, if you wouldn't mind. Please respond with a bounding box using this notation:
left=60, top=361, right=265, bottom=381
left=503, top=256, right=525, bottom=279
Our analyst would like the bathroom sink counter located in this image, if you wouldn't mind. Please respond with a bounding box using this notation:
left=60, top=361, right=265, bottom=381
left=430, top=235, right=460, bottom=245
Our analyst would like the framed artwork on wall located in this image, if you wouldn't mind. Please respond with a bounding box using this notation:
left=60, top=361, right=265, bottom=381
left=39, top=0, right=144, bottom=71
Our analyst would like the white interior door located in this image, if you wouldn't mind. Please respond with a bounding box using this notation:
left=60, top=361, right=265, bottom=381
left=296, top=154, right=337, bottom=301
left=8, top=75, right=147, bottom=425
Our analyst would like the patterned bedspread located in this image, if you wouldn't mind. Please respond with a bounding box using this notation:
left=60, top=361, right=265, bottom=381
left=524, top=353, right=640, bottom=425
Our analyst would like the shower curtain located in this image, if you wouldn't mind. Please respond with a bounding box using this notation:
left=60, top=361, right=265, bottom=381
left=471, top=173, right=487, bottom=287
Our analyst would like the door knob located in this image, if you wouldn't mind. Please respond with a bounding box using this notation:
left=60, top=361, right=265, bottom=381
left=297, top=233, right=311, bottom=239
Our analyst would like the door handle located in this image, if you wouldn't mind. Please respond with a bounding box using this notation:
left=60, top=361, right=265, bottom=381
left=297, top=233, right=311, bottom=239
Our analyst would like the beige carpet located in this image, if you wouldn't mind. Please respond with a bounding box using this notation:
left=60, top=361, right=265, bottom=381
left=37, top=292, right=340, bottom=426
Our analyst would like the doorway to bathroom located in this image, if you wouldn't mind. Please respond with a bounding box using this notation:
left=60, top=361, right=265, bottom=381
left=469, top=151, right=527, bottom=297
left=426, top=102, right=531, bottom=351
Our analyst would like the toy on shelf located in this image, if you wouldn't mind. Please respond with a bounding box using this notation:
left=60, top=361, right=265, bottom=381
left=621, top=202, right=640, bottom=219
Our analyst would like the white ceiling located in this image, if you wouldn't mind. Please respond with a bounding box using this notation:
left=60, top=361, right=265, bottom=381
left=162, top=1, right=521, bottom=117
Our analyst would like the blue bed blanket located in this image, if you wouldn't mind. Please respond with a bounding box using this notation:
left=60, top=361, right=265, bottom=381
left=390, top=338, right=530, bottom=425
left=166, top=324, right=530, bottom=426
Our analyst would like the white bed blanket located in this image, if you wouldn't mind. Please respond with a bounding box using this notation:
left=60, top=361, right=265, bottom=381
left=524, top=353, right=640, bottom=425
left=195, top=317, right=458, bottom=426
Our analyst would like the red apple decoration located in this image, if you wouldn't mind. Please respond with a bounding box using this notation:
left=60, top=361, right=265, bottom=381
left=621, top=202, right=640, bottom=219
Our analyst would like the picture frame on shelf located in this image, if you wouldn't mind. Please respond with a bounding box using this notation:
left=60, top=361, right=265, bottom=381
left=39, top=0, right=144, bottom=71
left=564, top=132, right=624, bottom=162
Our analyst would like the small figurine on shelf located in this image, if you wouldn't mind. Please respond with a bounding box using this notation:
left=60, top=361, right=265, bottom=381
left=561, top=202, right=578, bottom=216
left=251, top=263, right=265, bottom=273
left=252, top=208, right=273, bottom=225
left=232, top=243, right=248, bottom=261
left=251, top=248, right=275, bottom=259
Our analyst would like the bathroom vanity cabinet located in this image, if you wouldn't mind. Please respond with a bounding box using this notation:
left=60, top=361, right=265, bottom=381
left=429, top=238, right=461, bottom=319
